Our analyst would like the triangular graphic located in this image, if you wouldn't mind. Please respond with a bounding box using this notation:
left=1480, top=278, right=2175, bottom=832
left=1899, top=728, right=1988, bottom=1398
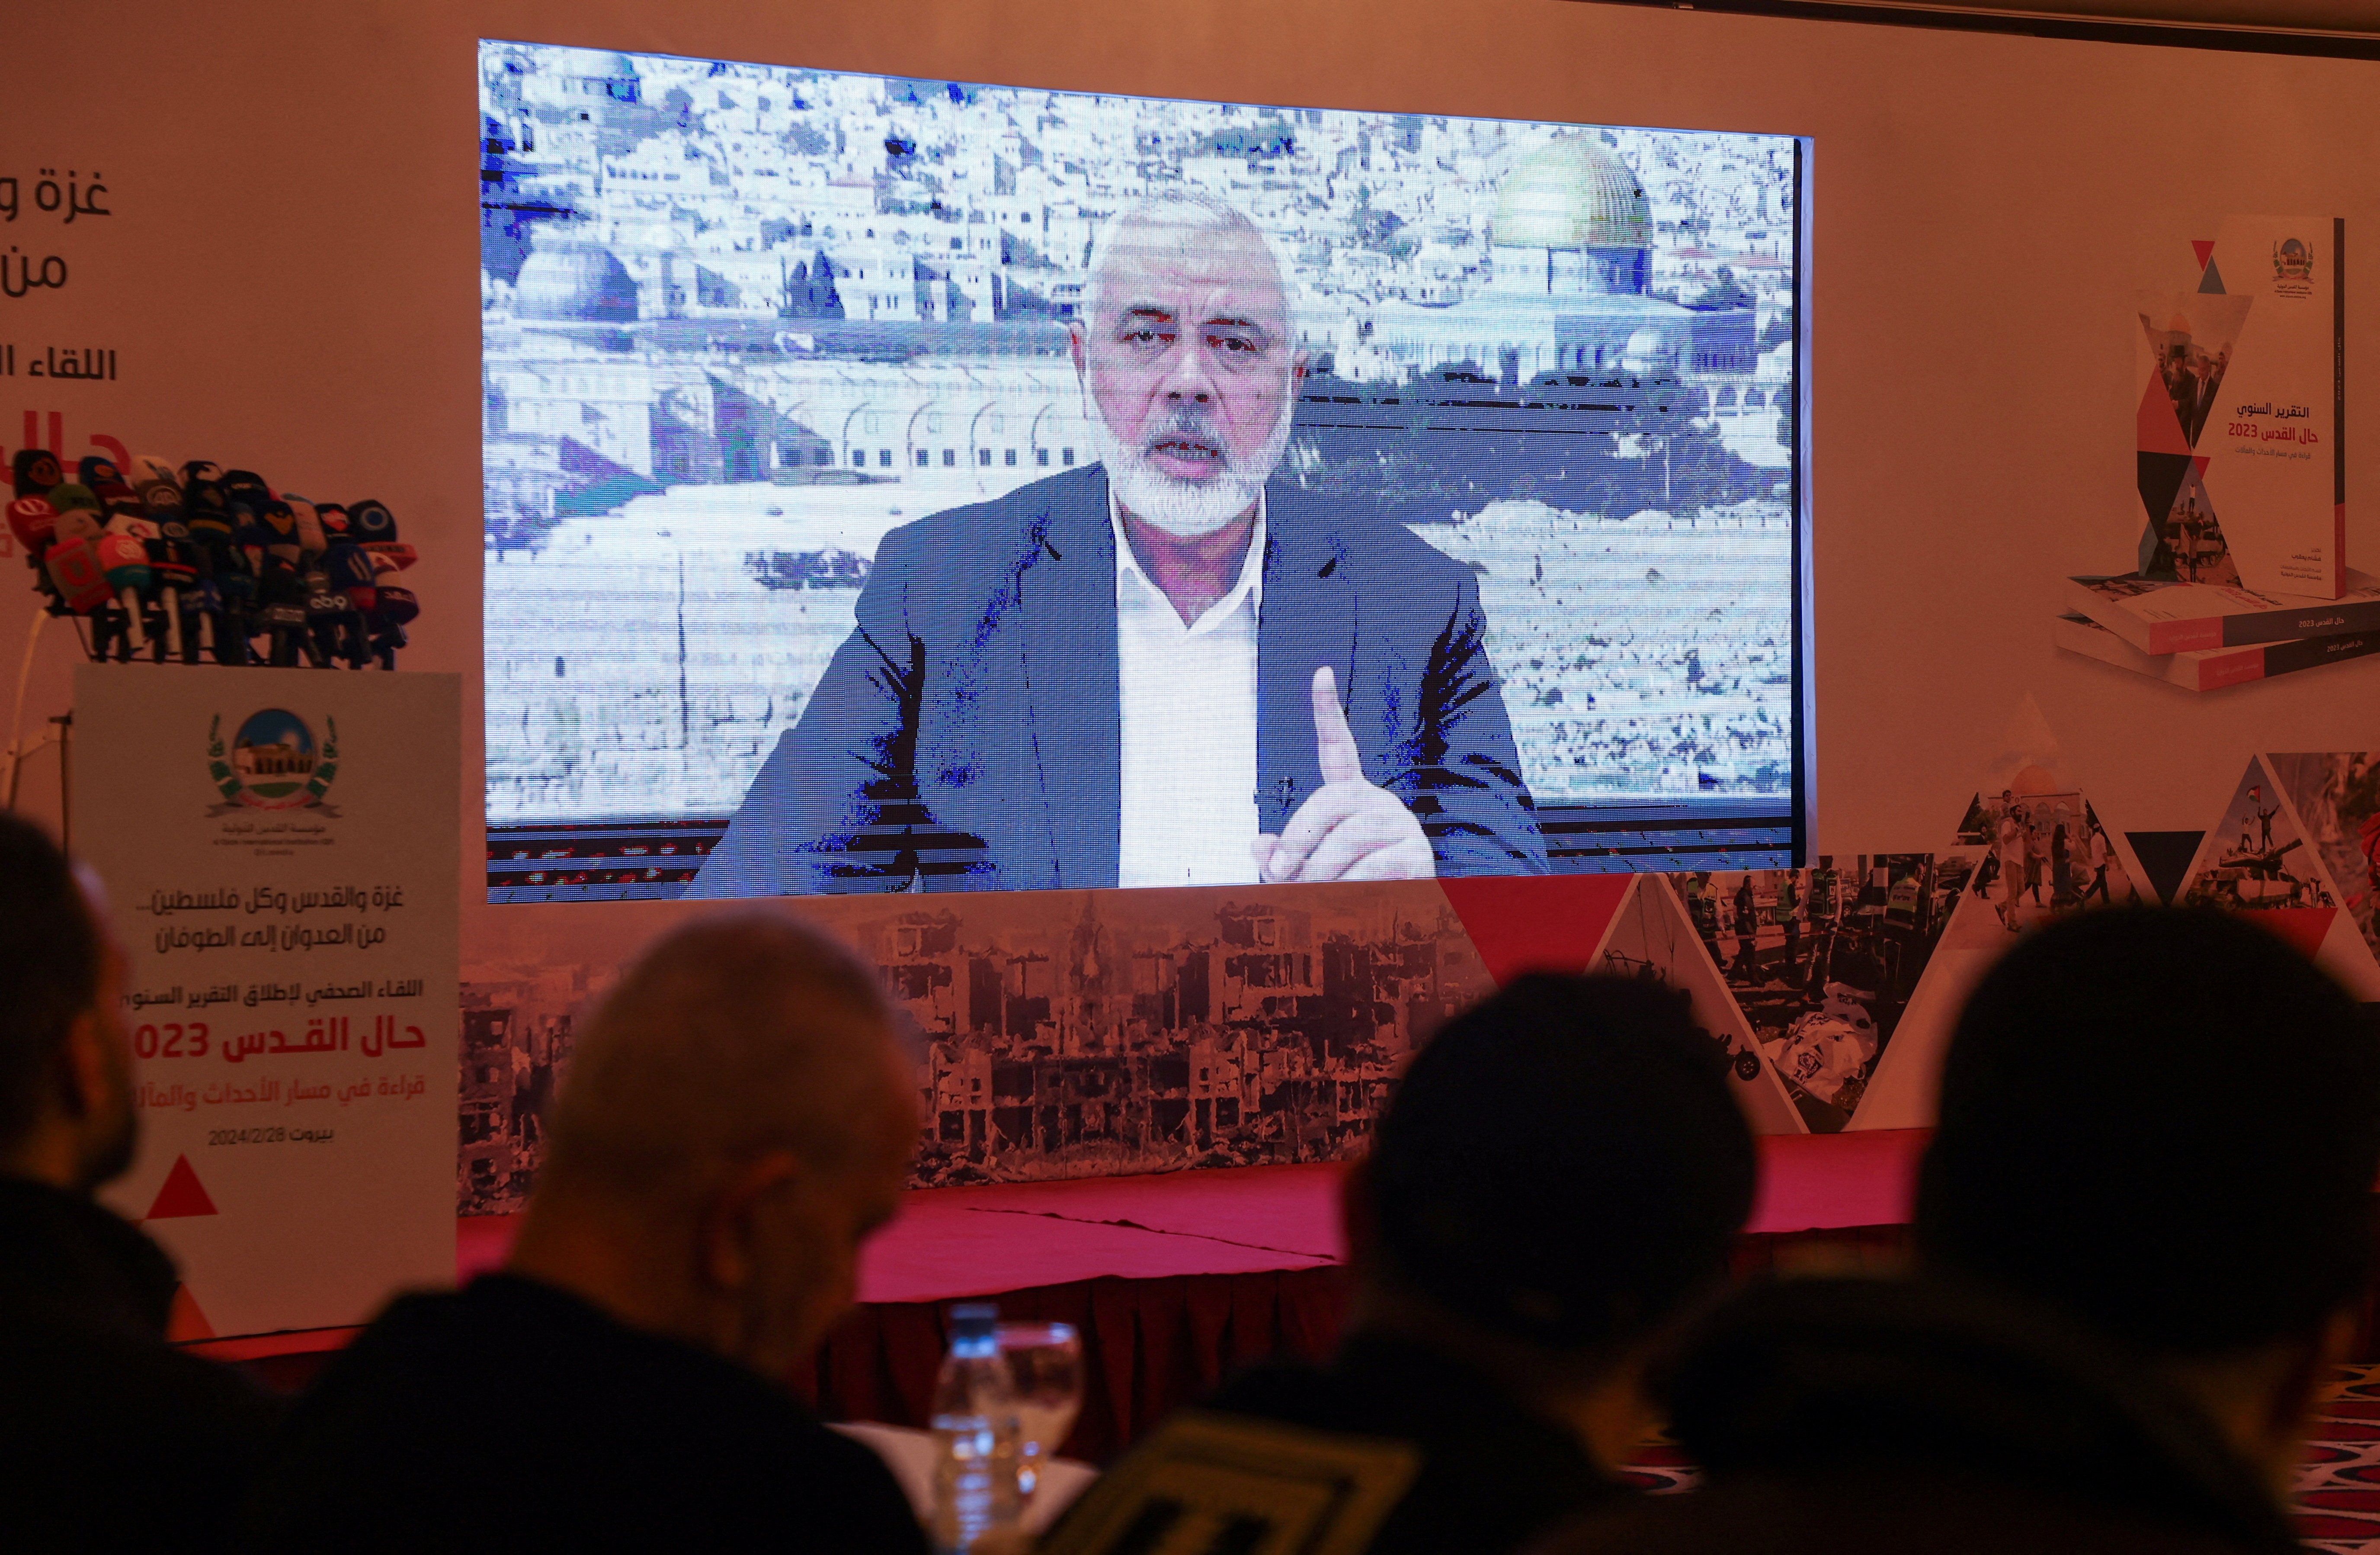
left=1436, top=873, right=1631, bottom=984
left=1686, top=858, right=1955, bottom=1134
left=2253, top=907, right=2337, bottom=962
left=144, top=1154, right=218, bottom=1219
left=2127, top=832, right=2207, bottom=903
left=2142, top=458, right=2241, bottom=587
left=2175, top=758, right=2339, bottom=914
left=164, top=1283, right=216, bottom=1342
left=2197, top=257, right=2226, bottom=295
left=2165, top=758, right=2380, bottom=996
left=2173, top=755, right=2380, bottom=1000
left=2138, top=292, right=2252, bottom=452
left=2136, top=377, right=2192, bottom=457
left=2191, top=239, right=2217, bottom=269
left=1861, top=755, right=2156, bottom=1129
left=2135, top=451, right=2195, bottom=575
left=2263, top=752, right=2380, bottom=968
left=1594, top=877, right=1803, bottom=1133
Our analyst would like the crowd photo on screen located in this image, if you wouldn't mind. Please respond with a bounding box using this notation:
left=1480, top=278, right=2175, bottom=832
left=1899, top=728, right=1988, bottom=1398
left=480, top=44, right=1802, bottom=899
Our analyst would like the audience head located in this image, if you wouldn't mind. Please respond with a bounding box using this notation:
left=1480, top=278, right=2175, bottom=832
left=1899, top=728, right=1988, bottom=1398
left=1358, top=972, right=1756, bottom=1366
left=1918, top=906, right=2380, bottom=1485
left=514, top=909, right=919, bottom=1376
left=0, top=813, right=135, bottom=1192
left=1919, top=905, right=2379, bottom=1355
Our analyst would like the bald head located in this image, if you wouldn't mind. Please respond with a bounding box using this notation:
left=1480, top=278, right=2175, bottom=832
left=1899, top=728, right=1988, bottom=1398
left=542, top=910, right=910, bottom=1204
left=514, top=910, right=919, bottom=1374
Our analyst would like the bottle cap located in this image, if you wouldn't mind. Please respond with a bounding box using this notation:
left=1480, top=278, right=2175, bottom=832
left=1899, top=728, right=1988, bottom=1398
left=949, top=1302, right=999, bottom=1353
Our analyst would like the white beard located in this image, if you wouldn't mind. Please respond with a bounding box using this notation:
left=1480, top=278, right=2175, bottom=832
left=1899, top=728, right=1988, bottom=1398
left=1084, top=388, right=1296, bottom=538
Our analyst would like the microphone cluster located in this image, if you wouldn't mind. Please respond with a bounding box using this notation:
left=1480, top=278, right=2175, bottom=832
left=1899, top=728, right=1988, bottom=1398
left=7, top=450, right=419, bottom=670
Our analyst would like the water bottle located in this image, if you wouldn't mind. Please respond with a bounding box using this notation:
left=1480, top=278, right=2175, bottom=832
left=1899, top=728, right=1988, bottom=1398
left=929, top=1302, right=1021, bottom=1554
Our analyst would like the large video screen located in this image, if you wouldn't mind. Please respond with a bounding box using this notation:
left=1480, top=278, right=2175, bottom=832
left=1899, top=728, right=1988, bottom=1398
left=480, top=42, right=1806, bottom=901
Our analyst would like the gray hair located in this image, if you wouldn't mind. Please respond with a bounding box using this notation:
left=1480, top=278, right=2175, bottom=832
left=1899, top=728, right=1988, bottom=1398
left=1079, top=190, right=1307, bottom=347
left=539, top=910, right=910, bottom=1203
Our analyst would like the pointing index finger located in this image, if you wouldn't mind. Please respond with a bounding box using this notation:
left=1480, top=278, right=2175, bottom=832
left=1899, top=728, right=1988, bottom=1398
left=1310, top=665, right=1361, bottom=787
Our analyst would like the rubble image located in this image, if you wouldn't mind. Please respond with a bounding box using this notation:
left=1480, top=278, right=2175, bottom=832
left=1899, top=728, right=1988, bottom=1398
left=1693, top=857, right=1964, bottom=1132
left=456, top=881, right=1490, bottom=1208
left=481, top=43, right=1803, bottom=896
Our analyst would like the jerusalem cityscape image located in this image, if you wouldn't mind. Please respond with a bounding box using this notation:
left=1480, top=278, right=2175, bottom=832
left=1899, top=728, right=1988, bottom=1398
left=480, top=42, right=1803, bottom=899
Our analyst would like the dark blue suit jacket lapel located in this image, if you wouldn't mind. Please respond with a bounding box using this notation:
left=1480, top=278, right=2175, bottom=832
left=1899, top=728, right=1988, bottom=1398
left=1017, top=470, right=1122, bottom=889
left=1256, top=486, right=1355, bottom=835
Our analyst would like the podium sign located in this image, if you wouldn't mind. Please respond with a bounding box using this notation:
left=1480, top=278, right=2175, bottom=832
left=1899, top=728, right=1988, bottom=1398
left=71, top=665, right=459, bottom=1338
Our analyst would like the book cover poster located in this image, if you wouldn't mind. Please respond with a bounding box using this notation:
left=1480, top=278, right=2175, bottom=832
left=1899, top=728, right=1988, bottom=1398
left=2264, top=752, right=2380, bottom=970
left=1592, top=875, right=1803, bottom=1134
left=2199, top=217, right=2345, bottom=598
left=2175, top=755, right=2380, bottom=998
left=1682, top=859, right=1954, bottom=1133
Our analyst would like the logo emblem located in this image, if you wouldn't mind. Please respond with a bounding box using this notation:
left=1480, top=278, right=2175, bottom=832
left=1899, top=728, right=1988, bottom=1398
left=208, top=708, right=340, bottom=811
left=2273, top=237, right=2315, bottom=295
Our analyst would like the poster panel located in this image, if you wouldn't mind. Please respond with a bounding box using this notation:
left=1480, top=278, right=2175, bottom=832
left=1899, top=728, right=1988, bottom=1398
left=72, top=664, right=459, bottom=1337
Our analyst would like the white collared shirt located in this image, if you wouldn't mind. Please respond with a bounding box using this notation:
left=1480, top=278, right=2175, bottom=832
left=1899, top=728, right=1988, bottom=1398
left=1112, top=493, right=1265, bottom=889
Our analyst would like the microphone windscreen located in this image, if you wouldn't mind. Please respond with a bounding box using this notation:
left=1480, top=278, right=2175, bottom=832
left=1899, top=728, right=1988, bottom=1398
left=359, top=541, right=417, bottom=570
left=347, top=500, right=397, bottom=542
left=13, top=448, right=63, bottom=498
left=48, top=483, right=101, bottom=514
left=97, top=531, right=152, bottom=590
left=373, top=582, right=419, bottom=626
left=283, top=497, right=327, bottom=554
left=137, top=478, right=184, bottom=518
left=6, top=495, right=57, bottom=553
left=45, top=537, right=112, bottom=611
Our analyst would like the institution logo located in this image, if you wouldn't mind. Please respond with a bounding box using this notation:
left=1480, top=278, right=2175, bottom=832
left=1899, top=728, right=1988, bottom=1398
left=207, top=708, right=340, bottom=811
left=2273, top=237, right=2316, bottom=297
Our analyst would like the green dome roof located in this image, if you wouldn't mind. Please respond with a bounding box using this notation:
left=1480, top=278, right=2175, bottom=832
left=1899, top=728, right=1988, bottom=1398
left=1492, top=136, right=1652, bottom=251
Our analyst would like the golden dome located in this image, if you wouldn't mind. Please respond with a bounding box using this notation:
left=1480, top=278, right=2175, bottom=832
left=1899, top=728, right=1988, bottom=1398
left=1492, top=136, right=1652, bottom=251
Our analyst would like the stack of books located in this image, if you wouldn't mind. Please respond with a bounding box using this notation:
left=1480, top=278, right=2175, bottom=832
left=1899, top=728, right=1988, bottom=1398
left=2060, top=215, right=2364, bottom=692
left=2056, top=571, right=2380, bottom=691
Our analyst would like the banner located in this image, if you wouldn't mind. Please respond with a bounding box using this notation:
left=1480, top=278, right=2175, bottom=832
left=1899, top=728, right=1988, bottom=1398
left=73, top=664, right=459, bottom=1337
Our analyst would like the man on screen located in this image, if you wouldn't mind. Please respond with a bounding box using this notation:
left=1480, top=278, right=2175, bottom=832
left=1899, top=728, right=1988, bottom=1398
left=691, top=192, right=1543, bottom=896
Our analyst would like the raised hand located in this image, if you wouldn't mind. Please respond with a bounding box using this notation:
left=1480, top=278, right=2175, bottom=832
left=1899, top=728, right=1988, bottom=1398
left=1250, top=666, right=1434, bottom=883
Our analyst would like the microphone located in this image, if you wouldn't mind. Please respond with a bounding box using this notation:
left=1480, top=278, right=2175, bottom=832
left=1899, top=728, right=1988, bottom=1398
left=132, top=455, right=184, bottom=525
left=189, top=509, right=255, bottom=665
left=43, top=509, right=114, bottom=619
left=12, top=448, right=63, bottom=499
left=232, top=501, right=302, bottom=665
left=367, top=551, right=418, bottom=669
left=279, top=494, right=329, bottom=561
left=157, top=520, right=217, bottom=662
left=6, top=495, right=58, bottom=558
left=48, top=483, right=102, bottom=519
left=97, top=512, right=156, bottom=658
left=146, top=517, right=200, bottom=662
left=346, top=499, right=397, bottom=543
left=323, top=541, right=377, bottom=668
left=220, top=469, right=272, bottom=512
left=256, top=499, right=304, bottom=569
left=302, top=563, right=362, bottom=669
left=79, top=454, right=134, bottom=507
